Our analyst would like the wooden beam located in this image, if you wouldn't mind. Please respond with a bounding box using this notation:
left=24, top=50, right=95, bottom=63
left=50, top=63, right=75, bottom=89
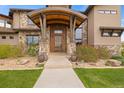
left=70, top=15, right=73, bottom=42
left=43, top=14, right=46, bottom=39
left=73, top=17, right=76, bottom=42
left=39, top=15, right=43, bottom=34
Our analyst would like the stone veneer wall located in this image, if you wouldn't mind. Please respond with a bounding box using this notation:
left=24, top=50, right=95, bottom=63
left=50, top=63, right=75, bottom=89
left=94, top=45, right=121, bottom=55
left=18, top=31, right=40, bottom=53
left=13, top=11, right=39, bottom=29
left=39, top=26, right=50, bottom=55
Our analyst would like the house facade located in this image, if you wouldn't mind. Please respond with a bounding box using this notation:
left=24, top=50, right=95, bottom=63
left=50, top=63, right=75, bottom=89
left=0, top=5, right=123, bottom=57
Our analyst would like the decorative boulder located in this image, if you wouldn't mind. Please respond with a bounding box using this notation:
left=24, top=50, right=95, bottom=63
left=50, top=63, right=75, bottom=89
left=44, top=52, right=48, bottom=61
left=106, top=59, right=122, bottom=67
left=38, top=52, right=48, bottom=63
left=17, top=59, right=30, bottom=65
left=69, top=54, right=77, bottom=62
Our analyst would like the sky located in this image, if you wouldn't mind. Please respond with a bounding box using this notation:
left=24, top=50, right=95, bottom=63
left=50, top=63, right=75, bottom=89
left=0, top=5, right=124, bottom=40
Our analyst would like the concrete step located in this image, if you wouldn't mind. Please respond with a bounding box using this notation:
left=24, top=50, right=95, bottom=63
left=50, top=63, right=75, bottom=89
left=44, top=64, right=72, bottom=69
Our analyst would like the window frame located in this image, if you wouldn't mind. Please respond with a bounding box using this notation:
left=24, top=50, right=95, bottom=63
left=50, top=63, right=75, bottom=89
left=26, top=35, right=39, bottom=45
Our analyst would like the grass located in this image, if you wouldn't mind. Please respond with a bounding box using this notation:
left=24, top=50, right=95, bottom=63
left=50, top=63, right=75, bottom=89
left=0, top=69, right=42, bottom=88
left=74, top=68, right=124, bottom=88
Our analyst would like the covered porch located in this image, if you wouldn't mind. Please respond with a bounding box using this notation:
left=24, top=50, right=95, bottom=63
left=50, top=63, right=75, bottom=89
left=27, top=7, right=87, bottom=57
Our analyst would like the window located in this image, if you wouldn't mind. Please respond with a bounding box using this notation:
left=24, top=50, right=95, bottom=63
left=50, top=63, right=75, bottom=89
left=2, top=36, right=6, bottom=39
left=0, top=19, right=5, bottom=27
left=6, top=23, right=11, bottom=28
left=104, top=10, right=111, bottom=14
left=26, top=35, right=39, bottom=45
left=111, top=10, right=117, bottom=14
left=76, top=28, right=82, bottom=40
left=102, top=32, right=110, bottom=37
left=54, top=30, right=63, bottom=34
left=98, top=10, right=117, bottom=15
left=28, top=19, right=34, bottom=25
left=10, top=36, right=14, bottom=39
left=98, top=10, right=104, bottom=14
left=112, top=32, right=119, bottom=37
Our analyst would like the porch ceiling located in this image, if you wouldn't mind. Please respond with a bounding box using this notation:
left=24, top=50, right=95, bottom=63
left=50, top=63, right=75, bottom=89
left=27, top=7, right=87, bottom=28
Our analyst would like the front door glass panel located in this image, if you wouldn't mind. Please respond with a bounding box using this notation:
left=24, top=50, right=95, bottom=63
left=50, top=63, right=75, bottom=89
left=54, top=30, right=63, bottom=51
left=55, top=35, right=62, bottom=48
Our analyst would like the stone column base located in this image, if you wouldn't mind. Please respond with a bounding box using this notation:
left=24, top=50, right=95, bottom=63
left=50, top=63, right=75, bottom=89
left=67, top=42, right=76, bottom=55
left=38, top=42, right=49, bottom=62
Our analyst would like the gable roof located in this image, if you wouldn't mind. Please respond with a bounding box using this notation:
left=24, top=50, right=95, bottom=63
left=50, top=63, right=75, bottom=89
left=0, top=13, right=12, bottom=19
left=9, top=8, right=36, bottom=17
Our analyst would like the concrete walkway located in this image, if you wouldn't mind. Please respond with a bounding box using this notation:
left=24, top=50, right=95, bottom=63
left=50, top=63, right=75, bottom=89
left=34, top=53, right=84, bottom=88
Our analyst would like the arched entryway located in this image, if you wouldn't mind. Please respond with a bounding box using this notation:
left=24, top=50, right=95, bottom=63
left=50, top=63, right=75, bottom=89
left=27, top=7, right=87, bottom=54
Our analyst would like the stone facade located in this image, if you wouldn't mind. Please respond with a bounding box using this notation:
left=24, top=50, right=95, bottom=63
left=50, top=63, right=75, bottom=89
left=39, top=26, right=50, bottom=55
left=13, top=11, right=38, bottom=29
left=94, top=45, right=121, bottom=55
left=18, top=31, right=40, bottom=52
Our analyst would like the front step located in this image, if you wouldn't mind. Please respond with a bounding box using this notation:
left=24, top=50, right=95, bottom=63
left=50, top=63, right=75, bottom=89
left=44, top=63, right=72, bottom=69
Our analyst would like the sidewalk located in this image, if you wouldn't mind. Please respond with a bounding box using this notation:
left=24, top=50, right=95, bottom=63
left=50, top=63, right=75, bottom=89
left=34, top=53, right=84, bottom=88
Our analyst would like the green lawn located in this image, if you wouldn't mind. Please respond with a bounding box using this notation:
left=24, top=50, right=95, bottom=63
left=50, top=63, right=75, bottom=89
left=74, top=68, right=124, bottom=88
left=0, top=69, right=42, bottom=88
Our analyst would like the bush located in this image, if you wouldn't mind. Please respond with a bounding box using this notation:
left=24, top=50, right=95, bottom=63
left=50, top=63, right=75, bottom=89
left=76, top=46, right=98, bottom=62
left=112, top=55, right=124, bottom=66
left=27, top=44, right=38, bottom=56
left=97, top=47, right=111, bottom=59
left=121, top=49, right=124, bottom=57
left=0, top=45, right=23, bottom=59
left=121, top=44, right=124, bottom=57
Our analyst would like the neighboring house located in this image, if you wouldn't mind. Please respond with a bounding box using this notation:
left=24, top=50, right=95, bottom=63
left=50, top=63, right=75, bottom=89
left=0, top=5, right=123, bottom=56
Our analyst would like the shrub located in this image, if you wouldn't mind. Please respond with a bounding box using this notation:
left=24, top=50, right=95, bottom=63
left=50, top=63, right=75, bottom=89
left=121, top=49, right=124, bottom=57
left=121, top=44, right=124, bottom=57
left=27, top=44, right=38, bottom=56
left=0, top=45, right=23, bottom=59
left=112, top=55, right=124, bottom=66
left=76, top=46, right=98, bottom=62
left=97, top=47, right=111, bottom=59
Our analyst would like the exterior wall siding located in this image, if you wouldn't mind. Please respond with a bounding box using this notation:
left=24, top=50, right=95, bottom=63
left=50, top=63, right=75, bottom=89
left=0, top=34, right=18, bottom=45
left=94, top=5, right=121, bottom=46
left=87, top=7, right=95, bottom=45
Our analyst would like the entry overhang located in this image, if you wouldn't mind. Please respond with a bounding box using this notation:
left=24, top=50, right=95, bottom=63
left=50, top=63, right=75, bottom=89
left=27, top=7, right=87, bottom=28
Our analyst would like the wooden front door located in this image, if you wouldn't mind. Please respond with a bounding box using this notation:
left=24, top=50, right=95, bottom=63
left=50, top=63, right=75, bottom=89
left=50, top=25, right=66, bottom=52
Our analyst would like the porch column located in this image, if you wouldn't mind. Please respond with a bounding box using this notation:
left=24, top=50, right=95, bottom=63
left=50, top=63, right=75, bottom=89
left=70, top=16, right=76, bottom=43
left=39, top=14, right=49, bottom=61
left=67, top=16, right=76, bottom=55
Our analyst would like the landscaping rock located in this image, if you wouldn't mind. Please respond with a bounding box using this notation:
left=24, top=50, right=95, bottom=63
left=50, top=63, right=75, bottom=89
left=106, top=59, right=122, bottom=66
left=36, top=63, right=44, bottom=67
left=38, top=52, right=48, bottom=63
left=69, top=54, right=77, bottom=62
left=17, top=59, right=30, bottom=65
